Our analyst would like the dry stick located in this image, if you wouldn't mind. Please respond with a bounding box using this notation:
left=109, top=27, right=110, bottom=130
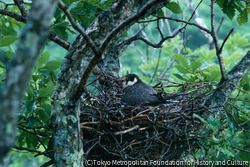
left=58, top=0, right=101, bottom=57
left=0, top=9, right=71, bottom=50
left=114, top=125, right=140, bottom=135
left=210, top=0, right=227, bottom=80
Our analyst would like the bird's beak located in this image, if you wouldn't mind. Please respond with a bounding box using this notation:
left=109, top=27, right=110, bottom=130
left=122, top=77, right=127, bottom=82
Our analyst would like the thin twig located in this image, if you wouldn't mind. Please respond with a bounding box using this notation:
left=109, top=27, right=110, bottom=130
left=14, top=146, right=49, bottom=157
left=0, top=8, right=71, bottom=50
left=219, top=27, right=234, bottom=53
left=231, top=145, right=250, bottom=153
left=216, top=16, right=225, bottom=34
left=210, top=0, right=227, bottom=80
left=58, top=0, right=101, bottom=56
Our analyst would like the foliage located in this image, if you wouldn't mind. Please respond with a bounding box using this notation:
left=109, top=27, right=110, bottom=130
left=216, top=0, right=249, bottom=25
left=0, top=0, right=249, bottom=165
left=137, top=32, right=249, bottom=161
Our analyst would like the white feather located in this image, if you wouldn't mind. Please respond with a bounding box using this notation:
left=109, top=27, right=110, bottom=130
left=124, top=77, right=138, bottom=88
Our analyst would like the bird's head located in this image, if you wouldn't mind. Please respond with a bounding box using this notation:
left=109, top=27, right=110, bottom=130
left=122, top=74, right=141, bottom=88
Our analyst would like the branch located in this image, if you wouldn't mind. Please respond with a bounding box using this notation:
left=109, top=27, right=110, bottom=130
left=0, top=0, right=32, bottom=6
left=0, top=0, right=58, bottom=159
left=14, top=0, right=28, bottom=18
left=0, top=8, right=25, bottom=22
left=58, top=0, right=101, bottom=56
left=14, top=146, right=49, bottom=157
left=156, top=16, right=210, bottom=34
left=100, top=0, right=164, bottom=52
left=0, top=8, right=70, bottom=50
left=210, top=0, right=227, bottom=80
left=207, top=51, right=250, bottom=108
left=73, top=0, right=169, bottom=101
left=219, top=27, right=234, bottom=53
left=231, top=145, right=250, bottom=153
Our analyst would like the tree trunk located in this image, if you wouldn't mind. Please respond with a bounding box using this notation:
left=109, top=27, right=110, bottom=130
left=0, top=0, right=58, bottom=161
left=207, top=51, right=250, bottom=108
left=51, top=0, right=169, bottom=166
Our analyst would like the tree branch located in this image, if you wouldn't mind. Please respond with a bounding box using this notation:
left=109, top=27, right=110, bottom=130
left=14, top=0, right=28, bottom=18
left=207, top=51, right=250, bottom=108
left=0, top=8, right=70, bottom=50
left=74, top=0, right=169, bottom=101
left=0, top=0, right=58, bottom=159
left=219, top=27, right=234, bottom=53
left=0, top=8, right=25, bottom=22
left=210, top=0, right=227, bottom=80
left=14, top=146, right=49, bottom=157
left=58, top=0, right=101, bottom=56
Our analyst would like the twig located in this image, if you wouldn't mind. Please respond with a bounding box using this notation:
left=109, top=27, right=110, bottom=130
left=73, top=0, right=168, bottom=102
left=100, top=0, right=162, bottom=52
left=0, top=9, right=71, bottom=50
left=150, top=48, right=162, bottom=84
left=219, top=27, right=234, bottom=53
left=216, top=16, right=225, bottom=34
left=41, top=160, right=54, bottom=167
left=231, top=145, right=250, bottom=153
left=156, top=16, right=210, bottom=34
left=0, top=0, right=31, bottom=6
left=0, top=8, right=25, bottom=22
left=114, top=125, right=139, bottom=135
left=14, top=146, right=49, bottom=157
left=14, top=0, right=28, bottom=18
left=58, top=0, right=101, bottom=56
left=210, top=0, right=227, bottom=80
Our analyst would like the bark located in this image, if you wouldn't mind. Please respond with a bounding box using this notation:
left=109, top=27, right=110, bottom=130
left=0, top=0, right=58, bottom=161
left=206, top=50, right=250, bottom=108
left=51, top=0, right=169, bottom=166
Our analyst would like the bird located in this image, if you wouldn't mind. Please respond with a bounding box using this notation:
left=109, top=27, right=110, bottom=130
left=121, top=73, right=163, bottom=106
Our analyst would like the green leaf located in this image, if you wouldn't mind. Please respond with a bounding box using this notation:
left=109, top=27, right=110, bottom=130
left=216, top=0, right=236, bottom=20
left=173, top=73, right=185, bottom=81
left=0, top=36, right=19, bottom=47
left=190, top=61, right=202, bottom=72
left=38, top=51, right=50, bottom=68
left=166, top=2, right=182, bottom=14
left=157, top=9, right=164, bottom=17
left=37, top=109, right=50, bottom=123
left=68, top=1, right=81, bottom=11
left=39, top=59, right=63, bottom=71
left=52, top=25, right=68, bottom=40
left=174, top=54, right=189, bottom=69
left=175, top=64, right=188, bottom=73
left=193, top=114, right=214, bottom=131
left=39, top=81, right=55, bottom=97
left=237, top=8, right=248, bottom=25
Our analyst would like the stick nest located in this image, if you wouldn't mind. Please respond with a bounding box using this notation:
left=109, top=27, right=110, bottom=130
left=80, top=75, right=217, bottom=160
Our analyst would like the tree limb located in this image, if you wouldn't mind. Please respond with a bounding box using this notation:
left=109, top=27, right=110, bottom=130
left=0, top=0, right=58, bottom=160
left=206, top=51, right=250, bottom=108
left=0, top=8, right=70, bottom=50
left=210, top=0, right=227, bottom=80
left=58, top=0, right=101, bottom=56
left=14, top=0, right=28, bottom=18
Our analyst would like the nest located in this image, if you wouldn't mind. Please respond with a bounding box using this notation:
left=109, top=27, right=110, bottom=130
left=80, top=75, right=217, bottom=160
